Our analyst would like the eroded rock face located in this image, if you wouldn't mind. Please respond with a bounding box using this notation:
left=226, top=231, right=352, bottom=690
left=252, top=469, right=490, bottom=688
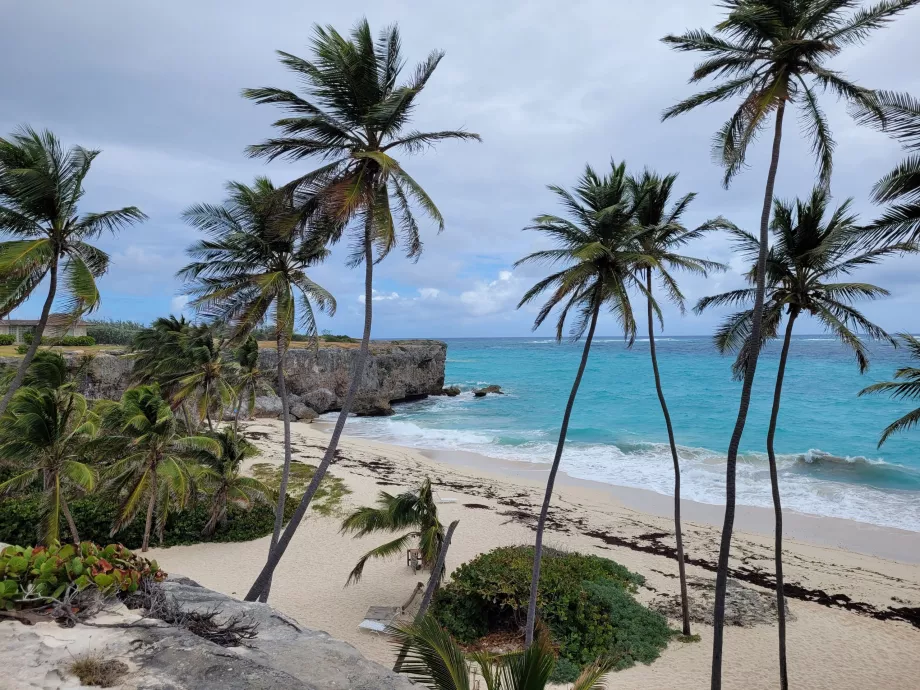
left=0, top=577, right=415, bottom=690
left=352, top=394, right=395, bottom=417
left=257, top=340, right=446, bottom=413
left=254, top=395, right=284, bottom=417
left=289, top=402, right=318, bottom=421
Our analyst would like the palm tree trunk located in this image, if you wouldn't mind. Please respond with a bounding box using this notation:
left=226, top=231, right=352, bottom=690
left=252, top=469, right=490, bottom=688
left=142, top=472, right=157, bottom=553
left=768, top=311, right=796, bottom=690
left=646, top=269, right=691, bottom=635
left=524, top=300, right=600, bottom=646
left=60, top=495, right=81, bottom=545
left=0, top=259, right=59, bottom=418
left=711, top=100, right=786, bottom=690
left=394, top=519, right=460, bottom=673
left=244, top=214, right=376, bottom=602
left=258, top=331, right=292, bottom=602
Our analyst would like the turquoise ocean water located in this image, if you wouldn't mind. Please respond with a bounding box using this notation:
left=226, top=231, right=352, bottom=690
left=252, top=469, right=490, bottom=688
left=334, top=336, right=920, bottom=532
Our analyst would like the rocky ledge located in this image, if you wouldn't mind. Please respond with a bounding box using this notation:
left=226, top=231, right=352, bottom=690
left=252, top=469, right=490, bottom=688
left=0, top=577, right=414, bottom=690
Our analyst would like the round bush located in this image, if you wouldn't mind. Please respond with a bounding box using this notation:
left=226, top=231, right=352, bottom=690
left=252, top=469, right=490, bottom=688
left=431, top=545, right=672, bottom=682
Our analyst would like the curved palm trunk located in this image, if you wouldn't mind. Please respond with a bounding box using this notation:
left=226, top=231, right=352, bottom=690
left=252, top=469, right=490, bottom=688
left=259, top=331, right=292, bottom=602
left=646, top=269, right=690, bottom=635
left=60, top=495, right=81, bottom=545
left=0, top=260, right=59, bottom=418
left=524, top=302, right=600, bottom=646
left=244, top=216, right=376, bottom=602
left=768, top=311, right=797, bottom=690
left=711, top=101, right=786, bottom=690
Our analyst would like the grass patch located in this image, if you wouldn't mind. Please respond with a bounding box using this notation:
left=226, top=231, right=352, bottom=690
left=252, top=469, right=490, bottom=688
left=69, top=653, right=129, bottom=687
left=0, top=344, right=124, bottom=358
left=675, top=633, right=701, bottom=643
left=250, top=461, right=350, bottom=516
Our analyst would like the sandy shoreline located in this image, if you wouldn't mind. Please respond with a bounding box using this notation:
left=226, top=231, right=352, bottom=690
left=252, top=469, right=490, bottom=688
left=148, top=419, right=920, bottom=689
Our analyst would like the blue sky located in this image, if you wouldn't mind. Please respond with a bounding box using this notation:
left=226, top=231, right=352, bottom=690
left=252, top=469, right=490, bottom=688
left=3, top=1, right=919, bottom=338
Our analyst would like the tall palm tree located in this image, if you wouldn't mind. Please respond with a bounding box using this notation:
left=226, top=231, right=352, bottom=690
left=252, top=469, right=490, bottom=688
left=0, top=126, right=146, bottom=418
left=852, top=91, right=920, bottom=246
left=391, top=616, right=612, bottom=690
left=178, top=177, right=334, bottom=598
left=660, top=4, right=919, bottom=683
left=860, top=334, right=920, bottom=444
left=341, top=477, right=444, bottom=586
left=515, top=161, right=647, bottom=646
left=629, top=170, right=729, bottom=636
left=0, top=352, right=97, bottom=545
left=239, top=19, right=479, bottom=602
left=697, top=187, right=902, bottom=687
left=191, top=427, right=269, bottom=536
left=102, top=384, right=220, bottom=552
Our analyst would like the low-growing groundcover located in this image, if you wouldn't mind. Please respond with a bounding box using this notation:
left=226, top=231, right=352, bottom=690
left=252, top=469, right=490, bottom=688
left=0, top=494, right=296, bottom=550
left=431, top=546, right=674, bottom=683
left=250, top=461, right=351, bottom=516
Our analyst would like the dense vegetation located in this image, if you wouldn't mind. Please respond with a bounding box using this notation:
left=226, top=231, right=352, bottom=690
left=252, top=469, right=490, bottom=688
left=431, top=546, right=672, bottom=682
left=85, top=319, right=145, bottom=345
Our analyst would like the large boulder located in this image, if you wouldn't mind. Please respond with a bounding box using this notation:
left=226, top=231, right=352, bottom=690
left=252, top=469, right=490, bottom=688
left=302, top=387, right=338, bottom=414
left=440, top=385, right=461, bottom=397
left=474, top=384, right=503, bottom=397
left=352, top=395, right=395, bottom=417
left=289, top=402, right=318, bottom=422
left=253, top=395, right=284, bottom=417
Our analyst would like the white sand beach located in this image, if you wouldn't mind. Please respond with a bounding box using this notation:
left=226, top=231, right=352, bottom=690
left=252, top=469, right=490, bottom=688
left=149, top=419, right=920, bottom=690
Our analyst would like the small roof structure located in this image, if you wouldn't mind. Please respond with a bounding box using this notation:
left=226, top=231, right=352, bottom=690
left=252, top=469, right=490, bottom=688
left=0, top=313, right=88, bottom=327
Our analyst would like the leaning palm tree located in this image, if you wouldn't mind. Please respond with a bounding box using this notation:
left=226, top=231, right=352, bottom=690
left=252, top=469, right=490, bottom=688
left=852, top=90, right=920, bottom=246
left=661, top=4, right=920, bottom=684
left=341, top=477, right=444, bottom=586
left=0, top=353, right=97, bottom=545
left=515, top=160, right=646, bottom=646
left=240, top=19, right=479, bottom=602
left=191, top=428, right=269, bottom=536
left=391, top=616, right=612, bottom=690
left=697, top=187, right=903, bottom=685
left=178, top=177, right=335, bottom=598
left=162, top=326, right=236, bottom=431
left=860, top=334, right=920, bottom=444
left=102, top=384, right=220, bottom=551
left=629, top=170, right=729, bottom=636
left=0, top=126, right=146, bottom=418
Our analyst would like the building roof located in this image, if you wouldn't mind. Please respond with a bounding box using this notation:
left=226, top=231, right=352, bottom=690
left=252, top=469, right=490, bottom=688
left=0, top=313, right=89, bottom=327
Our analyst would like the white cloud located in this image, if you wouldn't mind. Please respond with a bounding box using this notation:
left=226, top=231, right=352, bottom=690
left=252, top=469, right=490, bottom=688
left=460, top=269, right=522, bottom=317
left=419, top=288, right=440, bottom=300
left=170, top=295, right=189, bottom=314
left=358, top=289, right=401, bottom=304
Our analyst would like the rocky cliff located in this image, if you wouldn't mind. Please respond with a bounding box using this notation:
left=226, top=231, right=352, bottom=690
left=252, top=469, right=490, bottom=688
left=0, top=339, right=447, bottom=417
left=0, top=577, right=415, bottom=690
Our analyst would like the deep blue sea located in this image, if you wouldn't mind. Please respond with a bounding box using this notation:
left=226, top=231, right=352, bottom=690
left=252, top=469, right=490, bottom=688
left=337, top=336, right=920, bottom=532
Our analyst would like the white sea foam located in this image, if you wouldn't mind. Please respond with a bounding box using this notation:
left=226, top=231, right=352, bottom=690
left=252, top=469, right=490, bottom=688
left=335, top=416, right=920, bottom=532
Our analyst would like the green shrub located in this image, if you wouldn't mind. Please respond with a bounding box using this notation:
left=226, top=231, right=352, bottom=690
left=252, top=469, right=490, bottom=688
left=16, top=344, right=28, bottom=354
left=22, top=333, right=95, bottom=347
left=431, top=546, right=668, bottom=683
left=85, top=319, right=145, bottom=345
left=0, top=334, right=14, bottom=346
left=0, top=542, right=166, bottom=611
left=0, top=494, right=296, bottom=550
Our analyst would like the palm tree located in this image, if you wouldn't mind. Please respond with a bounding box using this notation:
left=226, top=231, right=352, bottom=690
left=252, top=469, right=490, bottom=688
left=0, top=352, right=97, bottom=545
left=852, top=91, right=920, bottom=246
left=0, top=126, right=146, bottom=418
left=391, top=616, right=611, bottom=690
left=240, top=19, right=479, bottom=602
left=191, top=428, right=269, bottom=536
left=341, top=477, right=444, bottom=586
left=178, top=177, right=335, bottom=598
left=232, top=334, right=262, bottom=428
left=102, top=384, right=220, bottom=552
left=860, top=334, right=920, bottom=444
left=629, top=170, right=729, bottom=636
left=162, top=325, right=236, bottom=431
left=697, top=187, right=902, bottom=686
left=515, top=161, right=646, bottom=646
left=661, top=4, right=919, bottom=683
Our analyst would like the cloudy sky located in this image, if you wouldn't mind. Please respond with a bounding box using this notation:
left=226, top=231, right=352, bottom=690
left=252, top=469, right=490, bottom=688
left=3, top=1, right=919, bottom=338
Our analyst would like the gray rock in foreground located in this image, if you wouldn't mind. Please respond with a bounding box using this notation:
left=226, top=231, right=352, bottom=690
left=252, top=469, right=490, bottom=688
left=0, top=577, right=415, bottom=690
